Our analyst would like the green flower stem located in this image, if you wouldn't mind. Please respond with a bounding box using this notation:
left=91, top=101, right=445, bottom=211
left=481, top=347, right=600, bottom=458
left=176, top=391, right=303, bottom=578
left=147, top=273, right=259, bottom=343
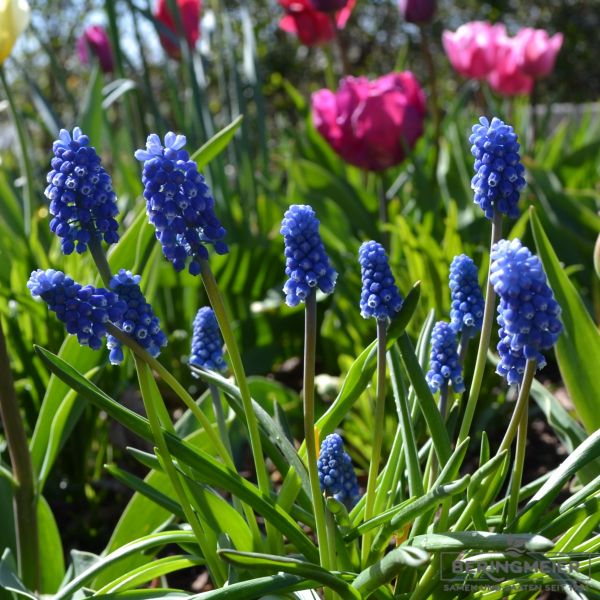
left=378, top=177, right=389, bottom=250
left=0, top=319, right=39, bottom=591
left=506, top=399, right=528, bottom=525
left=457, top=210, right=502, bottom=445
left=89, top=236, right=114, bottom=288
left=199, top=258, right=277, bottom=549
left=419, top=24, right=442, bottom=187
left=497, top=359, right=537, bottom=454
left=106, top=324, right=232, bottom=468
left=303, top=292, right=332, bottom=577
left=134, top=356, right=226, bottom=585
left=361, top=320, right=388, bottom=567
left=438, top=384, right=449, bottom=421
left=323, top=45, right=337, bottom=90
left=328, top=14, right=350, bottom=76
left=457, top=330, right=470, bottom=364
left=0, top=66, right=35, bottom=237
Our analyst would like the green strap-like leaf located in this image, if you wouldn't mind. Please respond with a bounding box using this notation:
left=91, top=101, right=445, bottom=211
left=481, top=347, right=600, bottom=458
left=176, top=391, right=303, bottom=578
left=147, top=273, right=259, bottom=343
left=530, top=208, right=600, bottom=434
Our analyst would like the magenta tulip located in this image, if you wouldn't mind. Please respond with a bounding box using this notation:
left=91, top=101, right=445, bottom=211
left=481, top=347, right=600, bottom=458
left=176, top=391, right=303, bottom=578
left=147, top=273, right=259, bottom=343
left=514, top=28, right=563, bottom=78
left=77, top=25, right=114, bottom=73
left=442, top=21, right=506, bottom=79
left=311, top=72, right=426, bottom=171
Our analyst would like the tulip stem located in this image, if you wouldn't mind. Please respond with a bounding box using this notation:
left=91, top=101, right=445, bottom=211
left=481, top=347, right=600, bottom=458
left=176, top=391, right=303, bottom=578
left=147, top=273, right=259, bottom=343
left=458, top=210, right=502, bottom=445
left=378, top=176, right=389, bottom=250
left=0, top=319, right=39, bottom=592
left=0, top=66, right=36, bottom=237
left=328, top=14, right=350, bottom=76
left=419, top=24, right=442, bottom=186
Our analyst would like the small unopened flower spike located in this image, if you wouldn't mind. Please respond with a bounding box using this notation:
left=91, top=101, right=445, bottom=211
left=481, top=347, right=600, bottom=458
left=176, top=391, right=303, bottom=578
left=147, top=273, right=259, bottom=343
left=469, top=116, right=526, bottom=220
left=317, top=433, right=360, bottom=508
left=135, top=132, right=228, bottom=275
left=426, top=321, right=465, bottom=394
left=280, top=205, right=337, bottom=307
left=106, top=270, right=167, bottom=365
left=358, top=241, right=403, bottom=320
left=189, top=307, right=227, bottom=372
left=490, top=239, right=562, bottom=385
left=28, top=269, right=125, bottom=350
left=449, top=254, right=485, bottom=337
left=45, top=128, right=120, bottom=254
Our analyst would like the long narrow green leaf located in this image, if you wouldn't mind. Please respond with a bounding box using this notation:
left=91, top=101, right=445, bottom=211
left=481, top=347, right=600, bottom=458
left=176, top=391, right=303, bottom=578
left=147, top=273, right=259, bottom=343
left=191, top=115, right=244, bottom=171
left=530, top=208, right=600, bottom=433
left=218, top=551, right=361, bottom=599
left=190, top=574, right=317, bottom=599
left=34, top=346, right=318, bottom=562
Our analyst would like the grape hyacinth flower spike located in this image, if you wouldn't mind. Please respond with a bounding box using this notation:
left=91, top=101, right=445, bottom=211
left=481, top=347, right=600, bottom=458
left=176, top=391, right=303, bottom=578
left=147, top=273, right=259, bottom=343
left=280, top=204, right=337, bottom=306
left=28, top=269, right=125, bottom=350
left=490, top=239, right=562, bottom=385
left=449, top=254, right=485, bottom=339
left=318, top=433, right=360, bottom=508
left=189, top=307, right=227, bottom=372
left=45, top=128, right=120, bottom=254
left=359, top=241, right=403, bottom=321
left=106, top=270, right=167, bottom=365
left=426, top=321, right=465, bottom=395
left=470, top=116, right=526, bottom=220
left=135, top=132, right=228, bottom=275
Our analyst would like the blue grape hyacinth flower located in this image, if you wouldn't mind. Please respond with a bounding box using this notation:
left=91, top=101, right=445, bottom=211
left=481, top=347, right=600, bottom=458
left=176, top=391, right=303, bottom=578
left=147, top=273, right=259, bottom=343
left=106, top=270, right=167, bottom=365
left=426, top=321, right=465, bottom=394
left=490, top=239, right=562, bottom=385
left=189, top=307, right=227, bottom=372
left=45, top=128, right=120, bottom=254
left=449, top=254, right=485, bottom=337
left=358, top=241, right=403, bottom=321
left=280, top=205, right=337, bottom=307
left=28, top=269, right=125, bottom=350
left=317, top=433, right=360, bottom=508
left=135, top=132, right=228, bottom=275
left=469, top=116, right=526, bottom=220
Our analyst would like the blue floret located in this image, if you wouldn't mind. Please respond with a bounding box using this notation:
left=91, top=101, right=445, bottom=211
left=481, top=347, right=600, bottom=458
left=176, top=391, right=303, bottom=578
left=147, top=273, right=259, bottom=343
left=135, top=132, right=228, bottom=275
left=45, top=128, right=120, bottom=254
left=317, top=433, right=360, bottom=508
left=280, top=205, right=337, bottom=307
left=189, top=307, right=227, bottom=372
left=449, top=254, right=485, bottom=337
left=28, top=269, right=125, bottom=350
left=426, top=321, right=465, bottom=394
left=490, top=239, right=562, bottom=385
left=358, top=241, right=403, bottom=321
left=106, top=270, right=167, bottom=365
left=469, top=116, right=526, bottom=220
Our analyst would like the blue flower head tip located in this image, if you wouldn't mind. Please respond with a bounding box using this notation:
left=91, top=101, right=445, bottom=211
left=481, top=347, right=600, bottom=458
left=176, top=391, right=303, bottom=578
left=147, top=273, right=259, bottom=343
left=317, top=433, right=360, bottom=508
left=27, top=269, right=125, bottom=351
left=358, top=241, right=403, bottom=321
left=449, top=254, right=485, bottom=336
left=136, top=132, right=228, bottom=275
left=106, top=269, right=167, bottom=365
left=490, top=239, right=562, bottom=385
left=426, top=321, right=465, bottom=394
left=469, top=116, right=526, bottom=220
left=189, top=307, right=227, bottom=372
left=280, top=205, right=337, bottom=307
left=45, top=128, right=120, bottom=254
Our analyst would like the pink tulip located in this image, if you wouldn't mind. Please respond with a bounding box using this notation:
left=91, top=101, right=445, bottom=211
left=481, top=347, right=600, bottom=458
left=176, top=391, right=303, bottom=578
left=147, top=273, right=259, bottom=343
left=442, top=21, right=506, bottom=79
left=155, top=0, right=201, bottom=59
left=77, top=25, right=114, bottom=73
left=311, top=72, right=426, bottom=171
left=487, top=34, right=534, bottom=96
left=514, top=28, right=563, bottom=78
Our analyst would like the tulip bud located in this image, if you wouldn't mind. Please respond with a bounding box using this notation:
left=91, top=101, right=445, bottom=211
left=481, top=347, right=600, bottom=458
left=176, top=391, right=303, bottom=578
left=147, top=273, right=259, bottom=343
left=77, top=25, right=114, bottom=74
left=399, top=0, right=436, bottom=24
left=0, top=0, right=30, bottom=65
